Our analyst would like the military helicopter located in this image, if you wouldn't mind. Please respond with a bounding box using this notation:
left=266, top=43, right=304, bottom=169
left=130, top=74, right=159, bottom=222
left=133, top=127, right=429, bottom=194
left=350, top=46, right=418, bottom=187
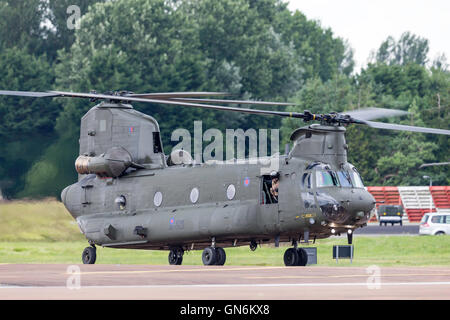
left=1, top=89, right=449, bottom=267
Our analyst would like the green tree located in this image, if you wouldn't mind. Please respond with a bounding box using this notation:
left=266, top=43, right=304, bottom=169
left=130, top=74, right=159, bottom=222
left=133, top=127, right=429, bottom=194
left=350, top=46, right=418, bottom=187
left=0, top=48, right=59, bottom=197
left=374, top=31, right=429, bottom=66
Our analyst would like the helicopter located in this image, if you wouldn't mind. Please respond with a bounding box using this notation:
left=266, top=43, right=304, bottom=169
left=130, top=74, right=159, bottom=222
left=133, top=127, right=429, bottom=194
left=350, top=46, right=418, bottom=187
left=1, top=89, right=449, bottom=267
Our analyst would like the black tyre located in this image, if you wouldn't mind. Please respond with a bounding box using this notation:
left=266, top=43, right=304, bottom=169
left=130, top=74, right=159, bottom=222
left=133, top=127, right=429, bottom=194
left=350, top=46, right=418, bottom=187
left=435, top=231, right=445, bottom=236
left=283, top=248, right=299, bottom=266
left=168, top=248, right=183, bottom=265
left=202, top=247, right=217, bottom=265
left=82, top=246, right=96, bottom=264
left=296, top=248, right=308, bottom=266
left=215, top=247, right=226, bottom=266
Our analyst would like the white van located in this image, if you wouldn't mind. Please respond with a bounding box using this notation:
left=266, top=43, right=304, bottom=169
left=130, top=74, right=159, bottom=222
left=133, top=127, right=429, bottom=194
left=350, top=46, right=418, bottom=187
left=419, top=213, right=450, bottom=235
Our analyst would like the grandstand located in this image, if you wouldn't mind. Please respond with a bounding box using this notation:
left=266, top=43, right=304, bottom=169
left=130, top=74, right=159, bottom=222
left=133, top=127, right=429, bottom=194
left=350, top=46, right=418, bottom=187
left=367, top=186, right=450, bottom=223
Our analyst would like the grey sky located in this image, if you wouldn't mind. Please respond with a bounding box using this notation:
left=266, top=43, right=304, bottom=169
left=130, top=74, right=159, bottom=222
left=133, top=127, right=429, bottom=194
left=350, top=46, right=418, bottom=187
left=287, top=0, right=450, bottom=71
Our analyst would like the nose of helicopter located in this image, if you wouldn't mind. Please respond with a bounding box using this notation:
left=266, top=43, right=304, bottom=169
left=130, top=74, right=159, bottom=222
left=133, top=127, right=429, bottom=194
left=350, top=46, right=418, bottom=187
left=320, top=188, right=375, bottom=225
left=348, top=189, right=376, bottom=223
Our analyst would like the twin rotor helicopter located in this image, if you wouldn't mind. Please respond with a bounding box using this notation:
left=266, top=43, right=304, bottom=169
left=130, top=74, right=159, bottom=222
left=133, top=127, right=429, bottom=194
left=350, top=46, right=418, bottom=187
left=1, top=89, right=449, bottom=266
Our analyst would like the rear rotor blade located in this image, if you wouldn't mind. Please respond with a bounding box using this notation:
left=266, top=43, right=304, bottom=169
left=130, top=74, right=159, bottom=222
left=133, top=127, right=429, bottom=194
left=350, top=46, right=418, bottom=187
left=49, top=91, right=306, bottom=118
left=363, top=120, right=450, bottom=135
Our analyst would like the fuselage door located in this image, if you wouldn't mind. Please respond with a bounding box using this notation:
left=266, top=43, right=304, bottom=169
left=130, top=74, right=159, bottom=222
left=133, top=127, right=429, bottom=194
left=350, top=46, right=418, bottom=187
left=278, top=172, right=302, bottom=230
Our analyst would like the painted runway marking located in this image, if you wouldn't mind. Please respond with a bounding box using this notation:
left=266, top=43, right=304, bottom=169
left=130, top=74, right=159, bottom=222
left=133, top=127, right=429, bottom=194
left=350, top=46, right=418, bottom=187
left=1, top=281, right=450, bottom=289
left=63, top=266, right=286, bottom=276
left=245, top=273, right=450, bottom=280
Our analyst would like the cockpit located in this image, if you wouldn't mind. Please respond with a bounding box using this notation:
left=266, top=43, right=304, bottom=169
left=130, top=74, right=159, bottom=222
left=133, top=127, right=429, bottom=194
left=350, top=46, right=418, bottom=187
left=301, top=162, right=365, bottom=189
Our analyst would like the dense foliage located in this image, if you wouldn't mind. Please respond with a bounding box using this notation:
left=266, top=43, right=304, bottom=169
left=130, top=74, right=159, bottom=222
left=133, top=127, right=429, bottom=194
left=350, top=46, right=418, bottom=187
left=0, top=0, right=448, bottom=199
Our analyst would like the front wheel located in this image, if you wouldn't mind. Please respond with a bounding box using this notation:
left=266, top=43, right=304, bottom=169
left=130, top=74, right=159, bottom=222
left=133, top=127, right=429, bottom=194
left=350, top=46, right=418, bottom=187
left=82, top=246, right=96, bottom=264
left=296, top=248, right=308, bottom=266
left=283, top=248, right=299, bottom=266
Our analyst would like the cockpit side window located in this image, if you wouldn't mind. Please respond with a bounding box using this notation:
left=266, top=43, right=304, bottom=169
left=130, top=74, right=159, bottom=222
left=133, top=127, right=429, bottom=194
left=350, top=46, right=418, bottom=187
left=337, top=171, right=353, bottom=187
left=349, top=168, right=365, bottom=188
left=301, top=173, right=311, bottom=189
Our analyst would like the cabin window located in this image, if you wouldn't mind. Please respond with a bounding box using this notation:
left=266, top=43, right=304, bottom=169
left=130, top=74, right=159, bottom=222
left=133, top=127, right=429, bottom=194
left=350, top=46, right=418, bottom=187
left=226, top=184, right=236, bottom=200
left=190, top=187, right=199, bottom=204
left=153, top=191, right=163, bottom=207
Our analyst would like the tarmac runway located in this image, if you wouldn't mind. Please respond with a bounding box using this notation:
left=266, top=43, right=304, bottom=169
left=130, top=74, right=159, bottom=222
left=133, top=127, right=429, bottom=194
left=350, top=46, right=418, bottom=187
left=1, top=264, right=449, bottom=300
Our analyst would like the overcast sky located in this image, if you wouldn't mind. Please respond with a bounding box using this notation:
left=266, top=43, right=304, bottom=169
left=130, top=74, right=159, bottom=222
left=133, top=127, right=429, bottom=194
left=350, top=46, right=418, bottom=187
left=287, top=0, right=450, bottom=71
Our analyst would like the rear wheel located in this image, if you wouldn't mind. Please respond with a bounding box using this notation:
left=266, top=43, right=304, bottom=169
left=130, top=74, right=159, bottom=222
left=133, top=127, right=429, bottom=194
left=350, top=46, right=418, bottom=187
left=435, top=231, right=445, bottom=236
left=202, top=247, right=217, bottom=265
left=215, top=247, right=226, bottom=265
left=283, top=248, right=299, bottom=266
left=168, top=248, right=183, bottom=265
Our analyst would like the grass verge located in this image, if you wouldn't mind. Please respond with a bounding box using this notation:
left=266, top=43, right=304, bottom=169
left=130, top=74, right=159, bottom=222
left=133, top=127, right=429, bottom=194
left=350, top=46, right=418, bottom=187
left=1, top=236, right=449, bottom=267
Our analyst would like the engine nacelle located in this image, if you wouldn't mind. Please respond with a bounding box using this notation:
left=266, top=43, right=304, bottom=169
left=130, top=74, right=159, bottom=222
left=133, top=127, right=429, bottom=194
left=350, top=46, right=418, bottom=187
left=75, top=147, right=132, bottom=178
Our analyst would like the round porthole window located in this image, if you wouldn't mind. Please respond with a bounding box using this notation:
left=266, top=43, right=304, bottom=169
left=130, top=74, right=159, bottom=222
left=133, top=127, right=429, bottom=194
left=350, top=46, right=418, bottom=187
left=154, top=191, right=163, bottom=207
left=226, top=184, right=236, bottom=200
left=190, top=187, right=199, bottom=204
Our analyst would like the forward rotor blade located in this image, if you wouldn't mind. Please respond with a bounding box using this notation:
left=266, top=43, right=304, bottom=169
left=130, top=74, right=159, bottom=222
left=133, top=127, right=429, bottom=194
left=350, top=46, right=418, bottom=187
left=363, top=120, right=450, bottom=135
left=164, top=97, right=294, bottom=106
left=0, top=90, right=60, bottom=98
left=344, top=107, right=409, bottom=121
left=126, top=92, right=233, bottom=98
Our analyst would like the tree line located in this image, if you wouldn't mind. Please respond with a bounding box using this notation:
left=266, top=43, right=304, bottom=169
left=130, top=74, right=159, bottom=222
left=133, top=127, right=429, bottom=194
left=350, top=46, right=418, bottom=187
left=0, top=0, right=448, bottom=199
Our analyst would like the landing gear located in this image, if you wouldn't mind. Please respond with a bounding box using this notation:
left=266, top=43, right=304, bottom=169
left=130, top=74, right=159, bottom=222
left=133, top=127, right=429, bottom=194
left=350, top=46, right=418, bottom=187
left=249, top=240, right=258, bottom=251
left=168, top=247, right=184, bottom=265
left=283, top=247, right=308, bottom=266
left=202, top=247, right=227, bottom=266
left=347, top=231, right=353, bottom=245
left=82, top=245, right=96, bottom=264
